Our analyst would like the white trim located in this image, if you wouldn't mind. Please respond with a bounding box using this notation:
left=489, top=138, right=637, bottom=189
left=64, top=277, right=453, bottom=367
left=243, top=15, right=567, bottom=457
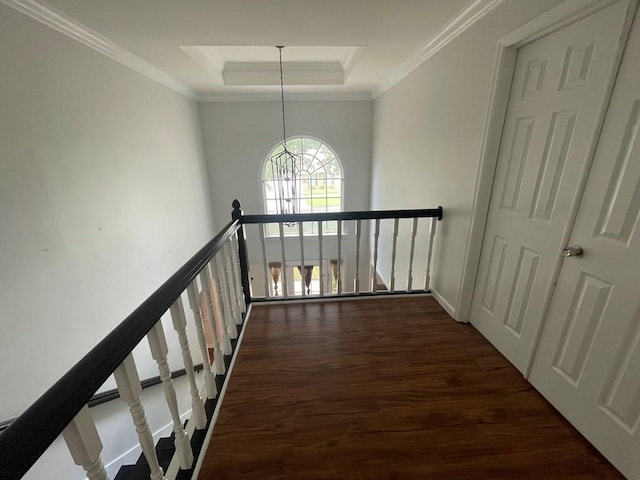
left=222, top=61, right=345, bottom=87
left=198, top=92, right=372, bottom=102
left=373, top=0, right=504, bottom=98
left=500, top=0, right=623, bottom=46
left=430, top=287, right=457, bottom=320
left=342, top=47, right=366, bottom=79
left=456, top=0, right=638, bottom=343
left=224, top=61, right=343, bottom=72
left=1, top=0, right=198, bottom=100
left=2, top=0, right=507, bottom=103
left=246, top=293, right=432, bottom=306
left=455, top=43, right=517, bottom=323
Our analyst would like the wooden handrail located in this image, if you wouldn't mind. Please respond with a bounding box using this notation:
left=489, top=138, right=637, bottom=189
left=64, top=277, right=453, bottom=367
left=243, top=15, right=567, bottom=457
left=0, top=363, right=205, bottom=434
left=0, top=202, right=445, bottom=479
left=238, top=207, right=443, bottom=224
left=0, top=220, right=240, bottom=480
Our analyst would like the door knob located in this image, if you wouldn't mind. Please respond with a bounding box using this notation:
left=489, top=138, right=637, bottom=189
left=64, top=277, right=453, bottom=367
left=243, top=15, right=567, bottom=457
left=562, top=245, right=583, bottom=257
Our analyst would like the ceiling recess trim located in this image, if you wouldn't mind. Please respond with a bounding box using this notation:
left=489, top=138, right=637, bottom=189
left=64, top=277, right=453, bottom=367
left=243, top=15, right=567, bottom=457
left=199, top=92, right=372, bottom=103
left=2, top=0, right=506, bottom=102
left=223, top=62, right=344, bottom=86
left=0, top=0, right=198, bottom=99
left=373, top=0, right=504, bottom=98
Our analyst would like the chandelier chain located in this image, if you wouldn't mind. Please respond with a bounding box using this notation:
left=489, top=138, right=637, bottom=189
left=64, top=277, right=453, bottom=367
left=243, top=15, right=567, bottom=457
left=277, top=45, right=287, bottom=147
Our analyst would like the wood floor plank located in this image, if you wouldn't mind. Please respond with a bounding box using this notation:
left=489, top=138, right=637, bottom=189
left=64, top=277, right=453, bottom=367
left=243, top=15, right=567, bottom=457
left=199, top=296, right=623, bottom=479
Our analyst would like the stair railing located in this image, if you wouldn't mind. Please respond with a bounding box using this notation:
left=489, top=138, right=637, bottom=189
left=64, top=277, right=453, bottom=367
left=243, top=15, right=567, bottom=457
left=0, top=220, right=245, bottom=480
left=231, top=200, right=443, bottom=300
left=0, top=200, right=443, bottom=479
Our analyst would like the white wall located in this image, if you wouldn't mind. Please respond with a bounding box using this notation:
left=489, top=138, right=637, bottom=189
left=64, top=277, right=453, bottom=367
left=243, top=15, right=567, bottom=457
left=199, top=101, right=373, bottom=296
left=199, top=101, right=372, bottom=221
left=370, top=0, right=565, bottom=318
left=0, top=1, right=216, bottom=428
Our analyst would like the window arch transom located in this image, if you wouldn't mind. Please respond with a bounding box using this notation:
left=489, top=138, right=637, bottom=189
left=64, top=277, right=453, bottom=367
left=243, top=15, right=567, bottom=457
left=263, top=136, right=343, bottom=217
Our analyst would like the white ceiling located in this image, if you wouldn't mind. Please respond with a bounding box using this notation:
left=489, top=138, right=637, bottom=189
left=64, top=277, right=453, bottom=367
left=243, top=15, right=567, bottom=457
left=32, top=0, right=497, bottom=99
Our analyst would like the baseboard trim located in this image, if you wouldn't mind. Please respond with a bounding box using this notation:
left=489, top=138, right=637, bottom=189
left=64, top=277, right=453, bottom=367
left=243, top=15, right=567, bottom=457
left=430, top=288, right=459, bottom=321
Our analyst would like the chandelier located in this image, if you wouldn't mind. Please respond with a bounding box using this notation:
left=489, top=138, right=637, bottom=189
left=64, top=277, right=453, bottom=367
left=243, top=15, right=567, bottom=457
left=269, top=46, right=302, bottom=219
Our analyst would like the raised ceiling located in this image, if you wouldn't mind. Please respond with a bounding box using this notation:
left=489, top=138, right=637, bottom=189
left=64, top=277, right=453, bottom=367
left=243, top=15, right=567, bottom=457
left=26, top=0, right=502, bottom=99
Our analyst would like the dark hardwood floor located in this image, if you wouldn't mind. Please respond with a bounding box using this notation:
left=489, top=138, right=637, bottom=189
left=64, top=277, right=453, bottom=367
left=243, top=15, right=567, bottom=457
left=199, top=296, right=623, bottom=479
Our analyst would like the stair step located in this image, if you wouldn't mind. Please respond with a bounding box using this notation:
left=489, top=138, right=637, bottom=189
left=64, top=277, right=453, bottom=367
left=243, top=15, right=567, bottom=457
left=135, top=437, right=174, bottom=469
left=114, top=464, right=162, bottom=480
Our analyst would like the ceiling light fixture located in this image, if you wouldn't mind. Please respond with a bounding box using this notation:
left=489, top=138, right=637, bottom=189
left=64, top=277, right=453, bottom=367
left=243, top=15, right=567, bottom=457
left=268, top=45, right=301, bottom=221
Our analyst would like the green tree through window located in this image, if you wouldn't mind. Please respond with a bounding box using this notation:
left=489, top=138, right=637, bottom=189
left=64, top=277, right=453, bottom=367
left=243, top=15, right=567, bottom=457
left=263, top=137, right=343, bottom=235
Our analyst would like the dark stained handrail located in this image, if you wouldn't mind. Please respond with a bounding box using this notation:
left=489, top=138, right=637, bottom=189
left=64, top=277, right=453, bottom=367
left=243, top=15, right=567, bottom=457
left=239, top=207, right=443, bottom=224
left=0, top=220, right=240, bottom=480
left=0, top=202, right=445, bottom=479
left=0, top=363, right=205, bottom=434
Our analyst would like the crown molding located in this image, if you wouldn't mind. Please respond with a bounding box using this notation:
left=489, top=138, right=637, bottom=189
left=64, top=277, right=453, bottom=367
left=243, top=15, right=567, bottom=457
left=1, top=0, right=198, bottom=100
left=198, top=92, right=372, bottom=103
left=223, top=61, right=344, bottom=86
left=373, top=0, right=503, bottom=98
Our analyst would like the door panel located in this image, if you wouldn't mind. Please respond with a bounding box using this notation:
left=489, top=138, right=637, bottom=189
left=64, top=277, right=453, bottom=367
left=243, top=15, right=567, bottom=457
left=470, top=2, right=627, bottom=372
left=530, top=11, right=640, bottom=478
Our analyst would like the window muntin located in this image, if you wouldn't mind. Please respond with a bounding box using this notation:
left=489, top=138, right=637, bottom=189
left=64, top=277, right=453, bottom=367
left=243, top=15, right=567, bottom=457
left=263, top=137, right=343, bottom=236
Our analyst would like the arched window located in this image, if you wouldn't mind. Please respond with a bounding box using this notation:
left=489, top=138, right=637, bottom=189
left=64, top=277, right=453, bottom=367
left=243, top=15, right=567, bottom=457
left=263, top=137, right=343, bottom=235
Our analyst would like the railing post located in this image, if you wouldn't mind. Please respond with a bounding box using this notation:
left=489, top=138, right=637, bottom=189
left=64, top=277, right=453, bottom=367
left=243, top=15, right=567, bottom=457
left=169, top=298, right=207, bottom=430
left=186, top=280, right=218, bottom=399
left=199, top=269, right=227, bottom=375
left=114, top=354, right=166, bottom=480
left=147, top=322, right=193, bottom=469
left=62, top=406, right=109, bottom=480
left=232, top=199, right=251, bottom=306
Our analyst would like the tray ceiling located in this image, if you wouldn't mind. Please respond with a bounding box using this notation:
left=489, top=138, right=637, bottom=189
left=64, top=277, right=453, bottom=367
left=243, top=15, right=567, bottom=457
left=21, top=0, right=503, bottom=99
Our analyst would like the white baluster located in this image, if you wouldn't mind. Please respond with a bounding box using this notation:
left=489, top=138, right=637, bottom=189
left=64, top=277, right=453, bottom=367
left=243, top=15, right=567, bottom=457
left=222, top=242, right=243, bottom=328
left=113, top=354, right=166, bottom=480
left=372, top=218, right=380, bottom=292
left=206, top=261, right=232, bottom=354
left=425, top=217, right=438, bottom=291
left=212, top=254, right=238, bottom=342
left=220, top=244, right=242, bottom=322
left=186, top=280, right=218, bottom=400
left=230, top=234, right=247, bottom=314
left=62, top=406, right=109, bottom=480
left=147, top=322, right=193, bottom=469
left=278, top=222, right=289, bottom=297
left=354, top=219, right=361, bottom=294
left=407, top=217, right=419, bottom=292
left=390, top=218, right=399, bottom=292
left=318, top=221, right=324, bottom=297
left=259, top=225, right=270, bottom=298
left=169, top=298, right=207, bottom=430
left=298, top=222, right=306, bottom=297
left=199, top=269, right=227, bottom=374
left=337, top=221, right=342, bottom=294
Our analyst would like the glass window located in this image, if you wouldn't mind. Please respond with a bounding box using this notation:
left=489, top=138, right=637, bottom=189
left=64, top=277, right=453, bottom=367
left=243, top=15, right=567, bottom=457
left=263, top=137, right=344, bottom=236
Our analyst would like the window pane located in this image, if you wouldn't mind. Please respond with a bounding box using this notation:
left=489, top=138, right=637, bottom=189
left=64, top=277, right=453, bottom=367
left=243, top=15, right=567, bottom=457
left=302, top=138, right=320, bottom=154
left=264, top=136, right=343, bottom=235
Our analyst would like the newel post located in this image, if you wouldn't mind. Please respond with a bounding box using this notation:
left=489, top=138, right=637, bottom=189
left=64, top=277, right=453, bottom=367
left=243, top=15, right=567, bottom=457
left=232, top=199, right=251, bottom=306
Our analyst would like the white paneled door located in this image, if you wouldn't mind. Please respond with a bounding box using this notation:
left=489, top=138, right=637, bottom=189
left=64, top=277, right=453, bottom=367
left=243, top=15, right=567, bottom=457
left=469, top=2, right=627, bottom=372
left=529, top=9, right=640, bottom=479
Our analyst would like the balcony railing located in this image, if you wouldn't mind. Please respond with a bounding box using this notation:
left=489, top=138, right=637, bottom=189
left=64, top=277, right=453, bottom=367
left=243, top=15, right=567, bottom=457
left=0, top=201, right=442, bottom=480
left=234, top=200, right=443, bottom=300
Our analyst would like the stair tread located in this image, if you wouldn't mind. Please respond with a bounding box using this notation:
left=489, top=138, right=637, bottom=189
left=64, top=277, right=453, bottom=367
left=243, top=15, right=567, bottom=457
left=114, top=464, right=165, bottom=480
left=135, top=437, right=174, bottom=466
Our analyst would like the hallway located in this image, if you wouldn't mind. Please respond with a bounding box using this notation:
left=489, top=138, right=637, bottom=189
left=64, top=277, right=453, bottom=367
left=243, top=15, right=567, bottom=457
left=200, top=296, right=621, bottom=479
